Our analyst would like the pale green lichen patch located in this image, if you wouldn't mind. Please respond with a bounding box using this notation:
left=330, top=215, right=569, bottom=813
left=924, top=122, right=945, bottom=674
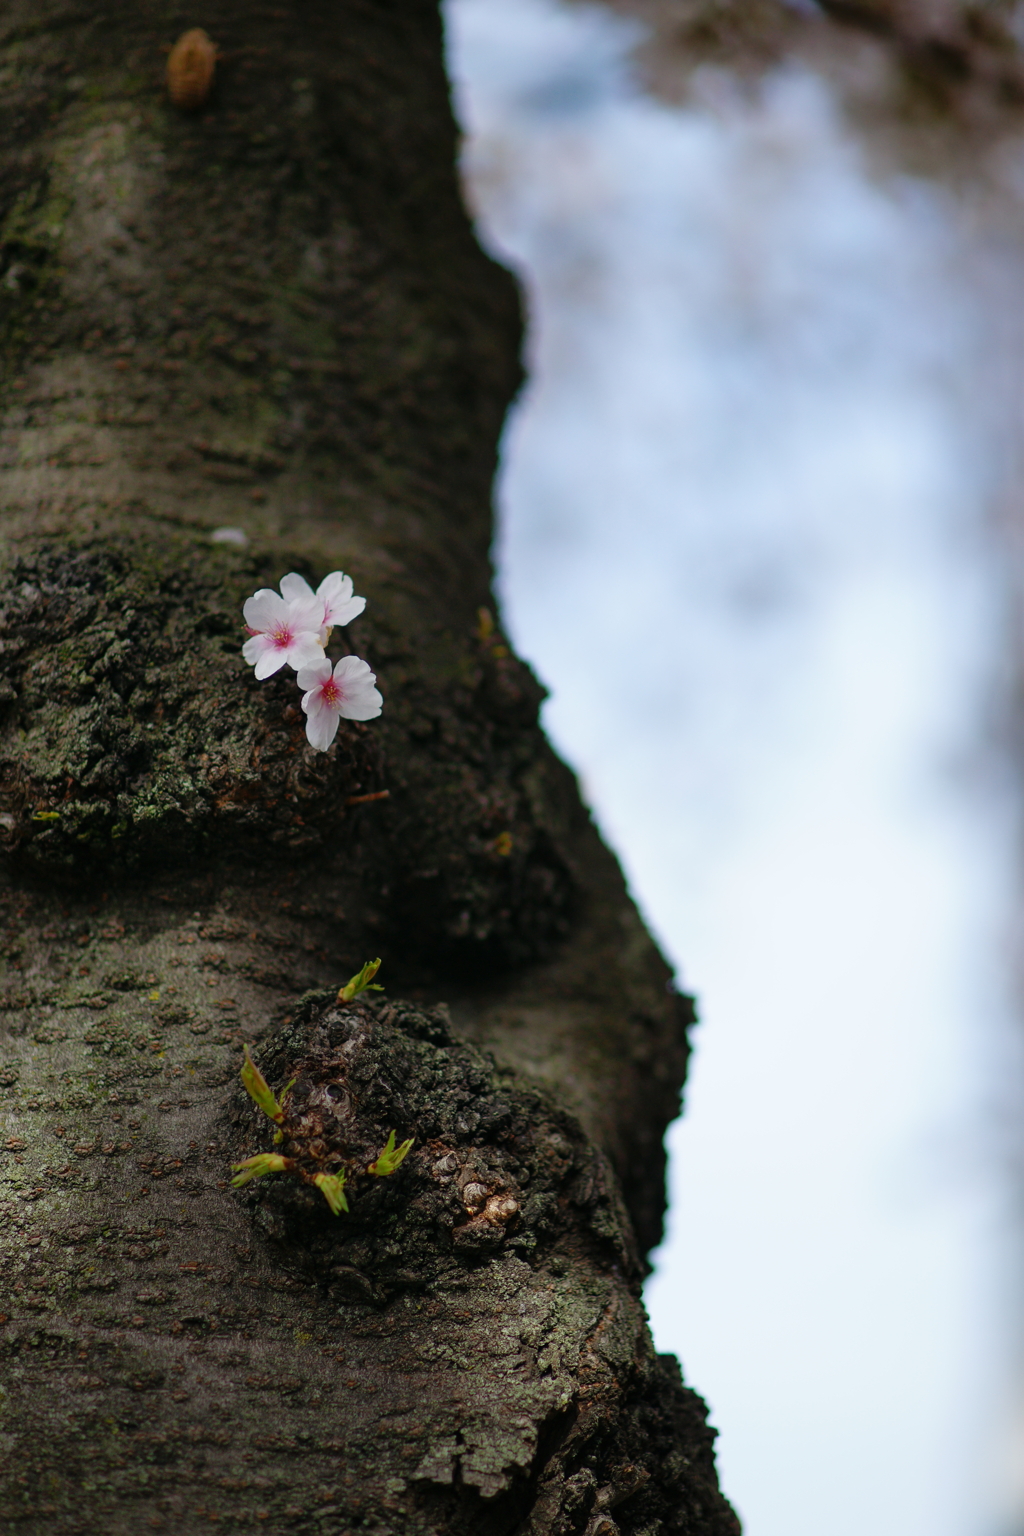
left=0, top=538, right=375, bottom=875
left=0, top=529, right=577, bottom=967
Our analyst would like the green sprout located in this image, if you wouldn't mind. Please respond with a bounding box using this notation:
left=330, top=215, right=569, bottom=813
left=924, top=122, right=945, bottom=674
left=230, top=1152, right=290, bottom=1188
left=337, top=957, right=384, bottom=1003
left=368, top=1129, right=414, bottom=1178
left=241, top=1045, right=293, bottom=1124
left=313, top=1171, right=349, bottom=1214
left=31, top=810, right=60, bottom=822
left=232, top=1043, right=413, bottom=1216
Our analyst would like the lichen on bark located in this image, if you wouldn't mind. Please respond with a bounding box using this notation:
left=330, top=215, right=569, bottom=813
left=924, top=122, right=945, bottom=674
left=0, top=530, right=576, bottom=968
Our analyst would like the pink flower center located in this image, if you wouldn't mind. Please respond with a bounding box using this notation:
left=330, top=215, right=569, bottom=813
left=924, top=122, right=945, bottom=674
left=320, top=679, right=341, bottom=706
left=270, top=624, right=295, bottom=650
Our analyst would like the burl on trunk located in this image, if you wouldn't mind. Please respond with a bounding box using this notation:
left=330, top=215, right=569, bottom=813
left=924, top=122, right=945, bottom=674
left=0, top=4, right=737, bottom=1534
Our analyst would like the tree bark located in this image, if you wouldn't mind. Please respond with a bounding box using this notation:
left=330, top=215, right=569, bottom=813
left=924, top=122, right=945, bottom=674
left=0, top=4, right=738, bottom=1533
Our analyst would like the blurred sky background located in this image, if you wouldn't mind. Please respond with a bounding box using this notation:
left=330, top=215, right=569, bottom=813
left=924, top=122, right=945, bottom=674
left=443, top=4, right=1024, bottom=1535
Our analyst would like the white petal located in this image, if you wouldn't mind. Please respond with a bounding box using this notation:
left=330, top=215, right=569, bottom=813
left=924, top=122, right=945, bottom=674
left=317, top=571, right=353, bottom=603
left=304, top=699, right=340, bottom=752
left=296, top=658, right=332, bottom=691
left=243, top=589, right=286, bottom=631
left=340, top=684, right=382, bottom=721
left=243, top=633, right=278, bottom=673
left=333, top=655, right=370, bottom=682
left=254, top=645, right=287, bottom=680
left=285, top=593, right=325, bottom=631
left=327, top=594, right=366, bottom=627
left=286, top=635, right=326, bottom=671
left=335, top=656, right=382, bottom=720
left=319, top=572, right=365, bottom=627
left=280, top=572, right=315, bottom=603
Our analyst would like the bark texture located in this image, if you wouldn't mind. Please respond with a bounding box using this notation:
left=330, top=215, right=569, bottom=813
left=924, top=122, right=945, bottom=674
left=0, top=4, right=737, bottom=1533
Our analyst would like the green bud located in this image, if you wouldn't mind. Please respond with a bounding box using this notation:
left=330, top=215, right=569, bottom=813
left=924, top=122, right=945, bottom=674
left=368, top=1130, right=414, bottom=1178
left=313, top=1171, right=349, bottom=1215
left=338, top=958, right=384, bottom=1003
left=241, top=1045, right=288, bottom=1124
left=230, top=1153, right=290, bottom=1187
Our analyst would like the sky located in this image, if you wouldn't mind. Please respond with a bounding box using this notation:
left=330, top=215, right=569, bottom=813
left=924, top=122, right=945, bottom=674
left=444, top=3, right=1021, bottom=1534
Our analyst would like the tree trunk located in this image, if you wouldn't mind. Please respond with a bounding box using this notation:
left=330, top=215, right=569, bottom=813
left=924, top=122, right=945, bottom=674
left=0, top=4, right=738, bottom=1534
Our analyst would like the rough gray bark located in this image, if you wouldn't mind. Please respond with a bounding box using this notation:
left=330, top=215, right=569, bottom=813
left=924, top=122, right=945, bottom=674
left=0, top=4, right=738, bottom=1533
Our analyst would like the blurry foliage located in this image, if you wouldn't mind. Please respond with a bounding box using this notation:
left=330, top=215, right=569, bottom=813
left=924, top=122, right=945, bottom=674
left=597, top=0, right=1024, bottom=129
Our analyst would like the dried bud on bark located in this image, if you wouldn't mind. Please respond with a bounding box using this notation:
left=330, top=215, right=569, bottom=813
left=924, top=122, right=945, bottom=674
left=166, top=28, right=217, bottom=111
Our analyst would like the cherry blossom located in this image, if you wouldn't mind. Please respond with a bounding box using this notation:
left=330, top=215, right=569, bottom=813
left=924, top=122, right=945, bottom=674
left=241, top=588, right=325, bottom=679
left=279, top=570, right=365, bottom=643
left=296, top=655, right=383, bottom=751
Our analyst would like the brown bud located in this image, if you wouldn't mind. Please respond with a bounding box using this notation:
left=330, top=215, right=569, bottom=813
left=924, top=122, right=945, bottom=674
left=484, top=1194, right=519, bottom=1225
left=166, top=28, right=217, bottom=111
